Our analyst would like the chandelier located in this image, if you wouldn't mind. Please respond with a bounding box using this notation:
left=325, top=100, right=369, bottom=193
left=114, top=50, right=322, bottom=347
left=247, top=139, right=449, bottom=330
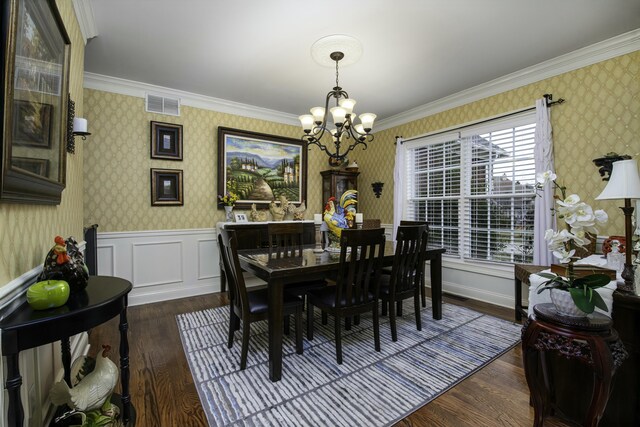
left=299, top=50, right=376, bottom=165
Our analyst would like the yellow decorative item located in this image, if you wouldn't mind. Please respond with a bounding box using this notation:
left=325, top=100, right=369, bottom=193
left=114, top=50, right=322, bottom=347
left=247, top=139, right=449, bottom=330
left=323, top=190, right=358, bottom=248
left=27, top=280, right=70, bottom=310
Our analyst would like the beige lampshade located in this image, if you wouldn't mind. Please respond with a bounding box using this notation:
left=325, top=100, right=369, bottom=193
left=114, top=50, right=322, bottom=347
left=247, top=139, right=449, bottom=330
left=596, top=159, right=640, bottom=200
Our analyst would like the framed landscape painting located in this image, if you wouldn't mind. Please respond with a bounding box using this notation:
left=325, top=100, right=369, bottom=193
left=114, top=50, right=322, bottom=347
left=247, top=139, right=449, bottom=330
left=217, top=127, right=307, bottom=210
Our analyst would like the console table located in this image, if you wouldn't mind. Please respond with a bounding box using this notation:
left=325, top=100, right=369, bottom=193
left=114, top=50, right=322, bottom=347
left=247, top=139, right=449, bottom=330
left=522, top=304, right=628, bottom=427
left=0, top=276, right=133, bottom=427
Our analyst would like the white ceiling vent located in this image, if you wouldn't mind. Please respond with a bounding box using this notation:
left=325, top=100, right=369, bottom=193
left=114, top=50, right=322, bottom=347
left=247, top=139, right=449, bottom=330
left=146, top=93, right=181, bottom=116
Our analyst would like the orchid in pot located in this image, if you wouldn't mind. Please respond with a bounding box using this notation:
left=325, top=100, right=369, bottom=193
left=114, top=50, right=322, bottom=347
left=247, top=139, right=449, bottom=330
left=535, top=170, right=611, bottom=315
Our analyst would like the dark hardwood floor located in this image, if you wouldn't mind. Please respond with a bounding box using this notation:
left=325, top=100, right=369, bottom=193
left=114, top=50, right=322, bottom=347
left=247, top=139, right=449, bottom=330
left=89, top=291, right=568, bottom=426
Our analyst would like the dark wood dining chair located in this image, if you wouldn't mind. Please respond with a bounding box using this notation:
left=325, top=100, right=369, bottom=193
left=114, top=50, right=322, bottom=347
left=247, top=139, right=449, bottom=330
left=219, top=229, right=303, bottom=370
left=379, top=225, right=428, bottom=341
left=267, top=222, right=328, bottom=303
left=306, top=228, right=386, bottom=364
left=383, top=220, right=430, bottom=309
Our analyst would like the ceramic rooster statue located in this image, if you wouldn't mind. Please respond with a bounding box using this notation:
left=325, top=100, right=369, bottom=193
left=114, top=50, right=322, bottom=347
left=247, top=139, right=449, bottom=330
left=323, top=190, right=358, bottom=247
left=250, top=203, right=268, bottom=222
left=50, top=345, right=119, bottom=413
left=269, top=199, right=285, bottom=221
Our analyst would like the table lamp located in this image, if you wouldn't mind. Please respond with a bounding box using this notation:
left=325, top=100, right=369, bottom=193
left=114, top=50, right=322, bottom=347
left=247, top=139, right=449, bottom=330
left=596, top=159, right=640, bottom=293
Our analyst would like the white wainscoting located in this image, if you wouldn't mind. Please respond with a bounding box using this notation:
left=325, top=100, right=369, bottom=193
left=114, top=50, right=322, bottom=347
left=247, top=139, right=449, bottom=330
left=96, top=228, right=220, bottom=306
left=95, top=225, right=525, bottom=310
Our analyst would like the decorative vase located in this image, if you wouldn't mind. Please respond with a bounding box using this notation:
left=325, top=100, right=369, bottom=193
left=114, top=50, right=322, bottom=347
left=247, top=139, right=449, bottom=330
left=224, top=205, right=234, bottom=221
left=550, top=289, right=588, bottom=317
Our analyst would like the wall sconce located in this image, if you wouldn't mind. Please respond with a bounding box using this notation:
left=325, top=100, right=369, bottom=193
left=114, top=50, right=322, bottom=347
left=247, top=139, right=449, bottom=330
left=371, top=182, right=384, bottom=198
left=66, top=96, right=91, bottom=154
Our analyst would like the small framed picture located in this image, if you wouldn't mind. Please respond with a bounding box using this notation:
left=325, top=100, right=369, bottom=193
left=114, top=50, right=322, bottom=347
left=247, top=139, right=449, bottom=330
left=234, top=213, right=248, bottom=223
left=151, top=168, right=183, bottom=206
left=151, top=121, right=183, bottom=160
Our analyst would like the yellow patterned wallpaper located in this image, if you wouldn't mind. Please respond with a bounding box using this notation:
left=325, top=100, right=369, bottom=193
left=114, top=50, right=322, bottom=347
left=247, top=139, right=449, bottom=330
left=357, top=51, right=639, bottom=237
left=83, top=90, right=327, bottom=231
left=0, top=0, right=85, bottom=286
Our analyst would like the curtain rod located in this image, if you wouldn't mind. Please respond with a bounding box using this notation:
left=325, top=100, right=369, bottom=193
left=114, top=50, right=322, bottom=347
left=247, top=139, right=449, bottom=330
left=397, top=94, right=565, bottom=144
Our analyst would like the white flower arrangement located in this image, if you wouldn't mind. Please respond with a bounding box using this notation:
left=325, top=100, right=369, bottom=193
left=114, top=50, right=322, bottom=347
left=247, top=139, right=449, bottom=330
left=536, top=171, right=608, bottom=263
left=535, top=170, right=611, bottom=314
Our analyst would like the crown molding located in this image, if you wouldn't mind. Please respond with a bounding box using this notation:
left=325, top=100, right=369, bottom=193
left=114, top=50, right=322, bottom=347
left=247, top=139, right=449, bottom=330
left=376, top=29, right=640, bottom=132
left=72, top=0, right=98, bottom=44
left=83, top=73, right=300, bottom=126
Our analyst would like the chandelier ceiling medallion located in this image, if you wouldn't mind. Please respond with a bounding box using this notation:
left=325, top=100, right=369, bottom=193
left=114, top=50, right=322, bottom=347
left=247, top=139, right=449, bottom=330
left=299, top=35, right=376, bottom=166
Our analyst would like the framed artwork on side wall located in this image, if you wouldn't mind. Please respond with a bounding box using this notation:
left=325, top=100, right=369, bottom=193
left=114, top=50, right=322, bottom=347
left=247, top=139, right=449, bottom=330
left=151, top=168, right=183, bottom=206
left=150, top=121, right=183, bottom=160
left=217, top=127, right=307, bottom=210
left=1, top=0, right=71, bottom=204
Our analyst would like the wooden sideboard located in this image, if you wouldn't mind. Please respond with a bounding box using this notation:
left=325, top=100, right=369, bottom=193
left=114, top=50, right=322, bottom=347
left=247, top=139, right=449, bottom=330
left=216, top=221, right=316, bottom=292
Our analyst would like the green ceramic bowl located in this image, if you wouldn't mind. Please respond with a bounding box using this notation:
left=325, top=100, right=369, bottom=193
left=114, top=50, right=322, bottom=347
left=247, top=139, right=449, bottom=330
left=27, top=280, right=70, bottom=310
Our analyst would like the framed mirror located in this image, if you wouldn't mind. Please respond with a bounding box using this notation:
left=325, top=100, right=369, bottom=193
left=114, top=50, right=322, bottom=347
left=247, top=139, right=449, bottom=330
left=1, top=0, right=71, bottom=204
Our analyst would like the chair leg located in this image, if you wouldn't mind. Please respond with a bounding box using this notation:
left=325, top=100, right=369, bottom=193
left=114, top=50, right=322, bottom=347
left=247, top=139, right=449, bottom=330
left=295, top=307, right=303, bottom=355
left=414, top=290, right=422, bottom=331
left=321, top=311, right=328, bottom=325
left=389, top=297, right=398, bottom=342
left=345, top=316, right=351, bottom=331
left=335, top=315, right=343, bottom=364
left=373, top=305, right=381, bottom=352
left=354, top=314, right=360, bottom=325
left=284, top=315, right=291, bottom=335
left=397, top=299, right=403, bottom=316
left=240, top=321, right=250, bottom=370
left=307, top=304, right=314, bottom=340
left=381, top=300, right=388, bottom=316
left=421, top=276, right=427, bottom=308
left=227, top=313, right=236, bottom=349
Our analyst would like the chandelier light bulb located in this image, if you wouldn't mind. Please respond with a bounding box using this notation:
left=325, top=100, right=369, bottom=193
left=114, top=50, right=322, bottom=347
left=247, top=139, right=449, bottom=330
left=299, top=114, right=314, bottom=132
left=310, top=107, right=325, bottom=124
left=359, top=113, right=377, bottom=132
left=354, top=123, right=365, bottom=136
left=338, top=98, right=356, bottom=116
left=330, top=106, right=347, bottom=127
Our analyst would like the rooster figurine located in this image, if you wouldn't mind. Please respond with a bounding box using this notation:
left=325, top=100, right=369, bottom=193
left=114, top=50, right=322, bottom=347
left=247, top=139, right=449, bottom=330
left=50, top=344, right=119, bottom=413
left=250, top=203, right=268, bottom=222
left=269, top=199, right=285, bottom=221
left=323, top=190, right=358, bottom=247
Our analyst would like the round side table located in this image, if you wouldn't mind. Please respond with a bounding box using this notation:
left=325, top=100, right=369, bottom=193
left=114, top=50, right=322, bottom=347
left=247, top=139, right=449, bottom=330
left=521, top=303, right=628, bottom=427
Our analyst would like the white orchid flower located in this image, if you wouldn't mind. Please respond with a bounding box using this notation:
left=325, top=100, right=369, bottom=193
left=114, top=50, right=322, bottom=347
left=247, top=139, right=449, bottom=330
left=536, top=171, right=557, bottom=185
left=552, top=248, right=576, bottom=263
left=556, top=194, right=580, bottom=207
left=594, top=209, right=608, bottom=225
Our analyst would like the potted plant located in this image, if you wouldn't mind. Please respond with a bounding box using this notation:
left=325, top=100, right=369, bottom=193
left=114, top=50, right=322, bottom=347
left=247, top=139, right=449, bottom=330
left=218, top=191, right=239, bottom=221
left=535, top=171, right=611, bottom=316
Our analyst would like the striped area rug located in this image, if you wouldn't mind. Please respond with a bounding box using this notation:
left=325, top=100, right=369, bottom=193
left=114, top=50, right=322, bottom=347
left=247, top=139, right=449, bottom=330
left=177, top=300, right=521, bottom=427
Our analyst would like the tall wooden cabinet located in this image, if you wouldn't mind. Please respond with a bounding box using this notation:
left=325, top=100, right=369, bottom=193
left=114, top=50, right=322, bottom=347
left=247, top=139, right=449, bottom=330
left=320, top=169, right=359, bottom=204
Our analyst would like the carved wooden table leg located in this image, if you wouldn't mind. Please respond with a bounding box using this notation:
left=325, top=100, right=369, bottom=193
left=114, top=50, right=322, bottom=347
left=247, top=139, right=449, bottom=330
left=119, top=302, right=131, bottom=425
left=5, top=353, right=24, bottom=427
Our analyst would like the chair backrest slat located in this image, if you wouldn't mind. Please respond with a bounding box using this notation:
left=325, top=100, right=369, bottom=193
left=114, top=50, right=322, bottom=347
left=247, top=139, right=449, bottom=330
left=335, top=228, right=386, bottom=308
left=400, top=220, right=429, bottom=232
left=267, top=222, right=303, bottom=258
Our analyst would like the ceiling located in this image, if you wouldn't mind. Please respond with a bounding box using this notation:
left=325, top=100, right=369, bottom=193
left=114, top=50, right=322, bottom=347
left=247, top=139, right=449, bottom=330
left=83, top=0, right=640, bottom=123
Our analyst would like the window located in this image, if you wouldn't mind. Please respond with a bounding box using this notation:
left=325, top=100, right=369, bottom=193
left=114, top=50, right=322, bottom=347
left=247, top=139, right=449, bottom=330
left=404, top=112, right=536, bottom=264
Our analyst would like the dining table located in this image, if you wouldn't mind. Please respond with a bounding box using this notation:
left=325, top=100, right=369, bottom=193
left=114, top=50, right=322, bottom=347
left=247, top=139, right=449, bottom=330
left=237, top=242, right=446, bottom=382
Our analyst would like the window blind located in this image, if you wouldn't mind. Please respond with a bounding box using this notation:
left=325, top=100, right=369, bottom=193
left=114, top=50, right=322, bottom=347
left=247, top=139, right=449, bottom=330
left=404, top=112, right=536, bottom=264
